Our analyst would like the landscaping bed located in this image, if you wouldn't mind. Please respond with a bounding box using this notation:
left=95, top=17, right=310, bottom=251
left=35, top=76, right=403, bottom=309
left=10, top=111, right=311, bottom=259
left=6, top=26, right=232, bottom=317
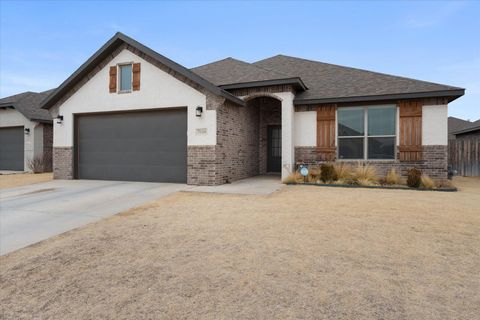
left=284, top=163, right=456, bottom=192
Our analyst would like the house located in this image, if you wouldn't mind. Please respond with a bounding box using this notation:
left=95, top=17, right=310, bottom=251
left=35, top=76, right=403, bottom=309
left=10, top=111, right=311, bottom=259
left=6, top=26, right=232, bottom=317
left=40, top=32, right=464, bottom=185
left=451, top=124, right=480, bottom=139
left=448, top=116, right=477, bottom=139
left=0, top=90, right=54, bottom=172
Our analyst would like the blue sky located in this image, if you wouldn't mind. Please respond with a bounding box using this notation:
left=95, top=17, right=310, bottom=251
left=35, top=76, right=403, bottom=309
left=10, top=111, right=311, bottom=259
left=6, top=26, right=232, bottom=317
left=1, top=0, right=478, bottom=120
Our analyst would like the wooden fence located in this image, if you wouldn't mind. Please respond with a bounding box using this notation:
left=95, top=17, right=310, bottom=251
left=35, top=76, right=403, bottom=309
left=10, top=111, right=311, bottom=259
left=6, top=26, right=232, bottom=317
left=448, top=139, right=480, bottom=176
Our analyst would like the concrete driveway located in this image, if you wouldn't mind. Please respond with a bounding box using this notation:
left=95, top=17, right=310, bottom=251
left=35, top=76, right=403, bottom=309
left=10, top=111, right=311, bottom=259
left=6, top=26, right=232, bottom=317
left=0, top=180, right=188, bottom=255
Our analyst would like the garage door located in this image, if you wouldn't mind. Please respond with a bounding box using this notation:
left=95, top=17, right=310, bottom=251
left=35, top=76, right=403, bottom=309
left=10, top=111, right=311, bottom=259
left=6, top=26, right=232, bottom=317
left=0, top=126, right=24, bottom=171
left=76, top=109, right=187, bottom=183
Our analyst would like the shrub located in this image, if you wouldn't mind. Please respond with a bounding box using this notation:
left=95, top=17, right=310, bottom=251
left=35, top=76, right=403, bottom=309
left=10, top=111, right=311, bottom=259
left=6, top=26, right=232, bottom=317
left=307, top=166, right=321, bottom=183
left=353, top=164, right=378, bottom=185
left=320, top=163, right=337, bottom=183
left=420, top=174, right=436, bottom=190
left=27, top=155, right=47, bottom=173
left=435, top=179, right=455, bottom=189
left=406, top=168, right=422, bottom=188
left=283, top=171, right=305, bottom=184
left=334, top=163, right=353, bottom=181
left=385, top=168, right=402, bottom=185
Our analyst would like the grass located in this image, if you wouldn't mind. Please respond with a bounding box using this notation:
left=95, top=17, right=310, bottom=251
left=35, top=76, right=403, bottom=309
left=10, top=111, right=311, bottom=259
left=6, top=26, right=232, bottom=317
left=385, top=169, right=402, bottom=185
left=1, top=177, right=478, bottom=319
left=353, top=164, right=378, bottom=186
left=420, top=174, right=436, bottom=189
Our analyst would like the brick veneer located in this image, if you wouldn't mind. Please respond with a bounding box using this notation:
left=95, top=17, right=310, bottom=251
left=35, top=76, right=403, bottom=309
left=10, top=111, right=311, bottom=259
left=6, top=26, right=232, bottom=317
left=187, top=145, right=217, bottom=185
left=295, top=145, right=448, bottom=179
left=53, top=147, right=73, bottom=179
left=43, top=124, right=53, bottom=172
left=257, top=99, right=281, bottom=174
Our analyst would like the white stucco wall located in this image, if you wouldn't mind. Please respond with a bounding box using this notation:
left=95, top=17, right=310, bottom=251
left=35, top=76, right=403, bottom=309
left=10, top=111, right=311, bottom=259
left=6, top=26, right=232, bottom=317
left=422, top=104, right=448, bottom=145
left=0, top=109, right=44, bottom=171
left=53, top=48, right=214, bottom=147
left=294, top=111, right=316, bottom=147
left=276, top=92, right=295, bottom=179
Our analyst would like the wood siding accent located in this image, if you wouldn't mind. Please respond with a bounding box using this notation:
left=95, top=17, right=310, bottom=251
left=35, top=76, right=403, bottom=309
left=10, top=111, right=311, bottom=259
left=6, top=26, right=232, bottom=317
left=399, top=100, right=422, bottom=161
left=109, top=66, right=117, bottom=93
left=316, top=104, right=336, bottom=160
left=132, top=63, right=141, bottom=91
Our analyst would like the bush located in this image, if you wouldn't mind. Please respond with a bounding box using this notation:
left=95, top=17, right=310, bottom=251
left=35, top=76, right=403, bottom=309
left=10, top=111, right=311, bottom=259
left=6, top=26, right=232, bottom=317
left=406, top=168, right=422, bottom=188
left=27, top=155, right=47, bottom=173
left=307, top=166, right=321, bottom=183
left=385, top=169, right=402, bottom=185
left=353, top=164, right=378, bottom=185
left=435, top=179, right=455, bottom=189
left=420, top=174, right=436, bottom=190
left=320, top=163, right=337, bottom=183
left=334, top=163, right=353, bottom=181
left=283, top=171, right=304, bottom=184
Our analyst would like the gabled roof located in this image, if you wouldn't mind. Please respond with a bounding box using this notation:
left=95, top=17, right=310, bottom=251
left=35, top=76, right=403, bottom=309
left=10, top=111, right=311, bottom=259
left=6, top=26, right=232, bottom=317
left=41, top=32, right=245, bottom=109
left=452, top=123, right=480, bottom=135
left=448, top=116, right=474, bottom=134
left=0, top=90, right=54, bottom=122
left=191, top=57, right=307, bottom=90
left=253, top=55, right=464, bottom=104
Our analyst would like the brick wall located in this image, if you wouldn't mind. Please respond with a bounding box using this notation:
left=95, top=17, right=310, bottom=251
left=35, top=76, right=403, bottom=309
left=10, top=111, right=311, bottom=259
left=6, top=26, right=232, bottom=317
left=187, top=145, right=217, bottom=185
left=295, top=145, right=448, bottom=179
left=257, top=99, right=281, bottom=174
left=215, top=100, right=260, bottom=184
left=42, top=124, right=53, bottom=172
left=53, top=147, right=73, bottom=179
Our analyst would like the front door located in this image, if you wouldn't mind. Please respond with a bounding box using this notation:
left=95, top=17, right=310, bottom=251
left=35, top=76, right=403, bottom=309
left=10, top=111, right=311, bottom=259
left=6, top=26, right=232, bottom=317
left=267, top=125, right=281, bottom=173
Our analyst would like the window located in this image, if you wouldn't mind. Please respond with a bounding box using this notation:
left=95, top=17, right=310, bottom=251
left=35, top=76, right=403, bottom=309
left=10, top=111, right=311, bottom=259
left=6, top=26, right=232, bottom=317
left=119, top=64, right=132, bottom=92
left=338, top=105, right=396, bottom=160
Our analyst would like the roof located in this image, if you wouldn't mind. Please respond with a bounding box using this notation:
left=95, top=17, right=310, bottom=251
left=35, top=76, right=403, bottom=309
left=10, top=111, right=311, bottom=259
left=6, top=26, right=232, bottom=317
left=253, top=55, right=464, bottom=104
left=191, top=57, right=307, bottom=90
left=452, top=123, right=480, bottom=135
left=0, top=90, right=54, bottom=122
left=448, top=116, right=474, bottom=134
left=41, top=32, right=245, bottom=109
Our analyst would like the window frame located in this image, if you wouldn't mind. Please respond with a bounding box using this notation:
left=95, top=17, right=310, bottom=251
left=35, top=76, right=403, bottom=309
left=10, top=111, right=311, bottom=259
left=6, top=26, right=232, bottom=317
left=337, top=105, right=397, bottom=161
left=117, top=62, right=133, bottom=93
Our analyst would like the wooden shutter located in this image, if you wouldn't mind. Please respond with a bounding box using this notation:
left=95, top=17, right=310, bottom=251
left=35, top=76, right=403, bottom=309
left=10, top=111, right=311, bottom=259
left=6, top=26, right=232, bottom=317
left=316, top=104, right=336, bottom=161
left=109, top=66, right=117, bottom=93
left=399, top=100, right=422, bottom=161
left=132, top=63, right=141, bottom=91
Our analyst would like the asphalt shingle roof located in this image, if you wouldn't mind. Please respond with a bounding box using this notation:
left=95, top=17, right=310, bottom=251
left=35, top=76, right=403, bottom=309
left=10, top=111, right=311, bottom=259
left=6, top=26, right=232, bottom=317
left=253, top=55, right=463, bottom=102
left=0, top=90, right=54, bottom=122
left=191, top=57, right=290, bottom=86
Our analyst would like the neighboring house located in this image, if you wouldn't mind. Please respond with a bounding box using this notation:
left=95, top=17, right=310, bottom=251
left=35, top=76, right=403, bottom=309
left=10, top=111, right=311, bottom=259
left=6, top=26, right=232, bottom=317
left=40, top=32, right=464, bottom=185
left=452, top=124, right=480, bottom=139
left=0, top=90, right=54, bottom=171
left=448, top=116, right=476, bottom=139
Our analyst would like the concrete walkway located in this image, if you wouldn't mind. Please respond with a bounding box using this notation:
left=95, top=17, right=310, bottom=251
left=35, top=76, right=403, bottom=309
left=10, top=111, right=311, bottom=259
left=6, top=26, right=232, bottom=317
left=0, top=180, right=188, bottom=255
left=188, top=175, right=283, bottom=195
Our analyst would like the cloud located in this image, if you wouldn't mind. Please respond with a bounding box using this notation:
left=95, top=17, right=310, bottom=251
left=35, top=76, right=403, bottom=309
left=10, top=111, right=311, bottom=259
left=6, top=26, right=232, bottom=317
left=404, top=1, right=467, bottom=28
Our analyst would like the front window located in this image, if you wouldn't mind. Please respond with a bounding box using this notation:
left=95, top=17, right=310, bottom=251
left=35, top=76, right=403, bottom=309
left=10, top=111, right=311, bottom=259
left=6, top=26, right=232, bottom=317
left=338, top=105, right=396, bottom=160
left=119, top=64, right=132, bottom=92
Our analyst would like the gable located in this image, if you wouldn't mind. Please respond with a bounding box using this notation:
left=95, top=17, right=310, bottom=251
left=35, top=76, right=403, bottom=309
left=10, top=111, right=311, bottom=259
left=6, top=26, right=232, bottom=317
left=56, top=48, right=207, bottom=114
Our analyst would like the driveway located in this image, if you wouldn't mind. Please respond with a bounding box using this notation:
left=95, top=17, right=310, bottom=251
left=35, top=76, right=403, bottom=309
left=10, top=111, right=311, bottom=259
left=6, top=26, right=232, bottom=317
left=0, top=180, right=187, bottom=255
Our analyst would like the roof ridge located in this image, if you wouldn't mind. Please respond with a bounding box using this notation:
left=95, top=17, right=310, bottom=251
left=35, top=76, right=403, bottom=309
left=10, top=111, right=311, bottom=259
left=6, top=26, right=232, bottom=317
left=255, top=54, right=463, bottom=91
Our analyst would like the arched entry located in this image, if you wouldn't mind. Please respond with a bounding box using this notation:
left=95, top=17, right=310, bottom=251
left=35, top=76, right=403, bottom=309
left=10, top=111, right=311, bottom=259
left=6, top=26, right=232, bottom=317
left=245, top=95, right=282, bottom=175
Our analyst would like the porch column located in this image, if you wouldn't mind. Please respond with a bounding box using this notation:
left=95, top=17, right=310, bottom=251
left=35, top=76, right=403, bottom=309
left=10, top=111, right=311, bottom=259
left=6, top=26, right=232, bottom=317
left=279, top=92, right=295, bottom=180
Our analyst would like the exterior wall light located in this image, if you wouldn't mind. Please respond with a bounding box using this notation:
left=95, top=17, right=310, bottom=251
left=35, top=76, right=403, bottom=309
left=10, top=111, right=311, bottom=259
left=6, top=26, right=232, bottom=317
left=196, top=106, right=203, bottom=117
left=56, top=115, right=64, bottom=124
left=24, top=128, right=30, bottom=134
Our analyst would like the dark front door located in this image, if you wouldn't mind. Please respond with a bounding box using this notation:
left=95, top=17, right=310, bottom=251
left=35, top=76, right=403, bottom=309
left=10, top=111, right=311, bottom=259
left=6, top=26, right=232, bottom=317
left=75, top=108, right=187, bottom=183
left=267, top=125, right=281, bottom=173
left=0, top=126, right=24, bottom=171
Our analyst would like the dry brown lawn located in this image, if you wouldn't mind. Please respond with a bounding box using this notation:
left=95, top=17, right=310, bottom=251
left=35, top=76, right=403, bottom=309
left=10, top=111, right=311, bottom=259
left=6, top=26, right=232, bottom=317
left=1, top=177, right=479, bottom=319
left=0, top=172, right=53, bottom=189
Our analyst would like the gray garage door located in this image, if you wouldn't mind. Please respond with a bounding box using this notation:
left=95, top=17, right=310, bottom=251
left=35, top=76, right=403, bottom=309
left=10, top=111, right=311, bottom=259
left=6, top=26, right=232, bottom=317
left=76, top=109, right=187, bottom=183
left=0, top=126, right=24, bottom=171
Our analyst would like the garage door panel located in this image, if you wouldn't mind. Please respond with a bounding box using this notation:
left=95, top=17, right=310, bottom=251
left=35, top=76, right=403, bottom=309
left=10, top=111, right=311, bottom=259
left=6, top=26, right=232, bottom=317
left=76, top=109, right=187, bottom=183
left=0, top=127, right=24, bottom=171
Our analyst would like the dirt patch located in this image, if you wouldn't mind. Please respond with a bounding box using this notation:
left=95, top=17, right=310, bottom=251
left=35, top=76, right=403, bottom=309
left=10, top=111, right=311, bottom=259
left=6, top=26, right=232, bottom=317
left=0, top=172, right=53, bottom=189
left=1, top=177, right=479, bottom=319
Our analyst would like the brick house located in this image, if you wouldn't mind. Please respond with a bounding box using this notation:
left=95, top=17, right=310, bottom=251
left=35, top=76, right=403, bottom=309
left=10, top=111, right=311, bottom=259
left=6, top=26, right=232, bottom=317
left=0, top=90, right=54, bottom=172
left=40, top=32, right=464, bottom=185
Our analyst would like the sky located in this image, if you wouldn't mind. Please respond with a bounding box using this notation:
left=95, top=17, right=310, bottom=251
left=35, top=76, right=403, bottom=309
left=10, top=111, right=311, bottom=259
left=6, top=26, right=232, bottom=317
left=0, top=0, right=479, bottom=120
